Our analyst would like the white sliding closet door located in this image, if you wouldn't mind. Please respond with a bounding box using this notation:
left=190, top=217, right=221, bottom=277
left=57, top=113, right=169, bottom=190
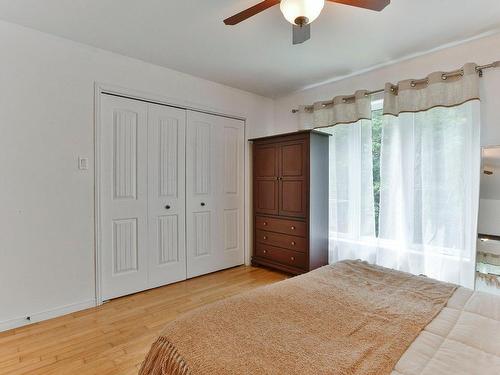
left=100, top=95, right=149, bottom=300
left=99, top=95, right=245, bottom=300
left=147, top=103, right=187, bottom=288
left=186, top=111, right=245, bottom=278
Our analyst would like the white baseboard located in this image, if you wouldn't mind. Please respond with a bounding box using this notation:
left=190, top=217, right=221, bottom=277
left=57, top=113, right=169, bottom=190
left=0, top=299, right=96, bottom=332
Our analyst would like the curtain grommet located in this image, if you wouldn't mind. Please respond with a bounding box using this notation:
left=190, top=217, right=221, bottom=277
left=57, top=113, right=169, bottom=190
left=441, top=74, right=448, bottom=81
left=410, top=81, right=416, bottom=88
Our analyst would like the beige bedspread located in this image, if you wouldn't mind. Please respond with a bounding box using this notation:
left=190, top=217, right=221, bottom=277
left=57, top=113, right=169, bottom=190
left=139, top=260, right=457, bottom=375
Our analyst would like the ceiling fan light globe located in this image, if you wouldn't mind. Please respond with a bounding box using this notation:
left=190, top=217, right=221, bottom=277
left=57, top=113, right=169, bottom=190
left=280, top=0, right=325, bottom=25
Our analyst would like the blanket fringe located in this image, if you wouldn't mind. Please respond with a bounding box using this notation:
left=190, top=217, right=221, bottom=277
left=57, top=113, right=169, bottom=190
left=139, top=337, right=191, bottom=375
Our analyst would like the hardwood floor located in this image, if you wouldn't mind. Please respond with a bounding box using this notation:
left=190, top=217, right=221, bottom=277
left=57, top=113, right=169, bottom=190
left=0, top=266, right=288, bottom=375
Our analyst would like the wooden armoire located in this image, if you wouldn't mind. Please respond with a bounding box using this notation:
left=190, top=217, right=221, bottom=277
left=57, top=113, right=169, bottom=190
left=250, top=130, right=330, bottom=275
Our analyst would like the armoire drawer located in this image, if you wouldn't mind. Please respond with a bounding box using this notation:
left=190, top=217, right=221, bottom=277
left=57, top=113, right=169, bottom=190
left=255, top=244, right=307, bottom=269
left=255, top=230, right=308, bottom=253
left=255, top=216, right=307, bottom=237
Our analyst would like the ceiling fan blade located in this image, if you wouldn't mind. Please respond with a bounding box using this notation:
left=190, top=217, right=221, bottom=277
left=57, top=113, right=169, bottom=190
left=224, top=0, right=280, bottom=25
left=327, top=0, right=390, bottom=11
left=293, top=24, right=311, bottom=45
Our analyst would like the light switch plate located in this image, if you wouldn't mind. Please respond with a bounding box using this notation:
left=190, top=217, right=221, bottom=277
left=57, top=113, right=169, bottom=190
left=78, top=157, right=89, bottom=170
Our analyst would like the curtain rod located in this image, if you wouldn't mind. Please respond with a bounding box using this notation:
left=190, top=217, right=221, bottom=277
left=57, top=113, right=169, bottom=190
left=291, top=61, right=499, bottom=113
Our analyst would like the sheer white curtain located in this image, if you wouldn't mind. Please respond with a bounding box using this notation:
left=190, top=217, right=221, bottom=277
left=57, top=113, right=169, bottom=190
left=299, top=64, right=481, bottom=288
left=327, top=119, right=378, bottom=263
left=378, top=102, right=481, bottom=288
left=375, top=64, right=481, bottom=288
left=298, top=90, right=377, bottom=263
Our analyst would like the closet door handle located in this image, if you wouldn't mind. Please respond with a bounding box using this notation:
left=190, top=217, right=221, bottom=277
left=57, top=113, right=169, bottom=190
left=165, top=205, right=171, bottom=210
left=201, top=202, right=206, bottom=207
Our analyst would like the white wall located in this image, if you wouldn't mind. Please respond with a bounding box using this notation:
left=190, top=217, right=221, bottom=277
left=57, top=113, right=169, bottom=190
left=478, top=199, right=500, bottom=236
left=479, top=165, right=500, bottom=235
left=0, top=20, right=274, bottom=330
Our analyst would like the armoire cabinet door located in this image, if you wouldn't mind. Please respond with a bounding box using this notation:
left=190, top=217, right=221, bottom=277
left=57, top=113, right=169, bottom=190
left=100, top=95, right=149, bottom=300
left=279, top=139, right=308, bottom=218
left=186, top=111, right=245, bottom=278
left=253, top=144, right=279, bottom=216
left=147, top=103, right=187, bottom=288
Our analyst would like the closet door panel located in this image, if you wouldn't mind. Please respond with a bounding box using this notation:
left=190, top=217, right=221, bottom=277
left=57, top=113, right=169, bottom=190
left=221, top=120, right=245, bottom=267
left=100, top=95, right=149, bottom=300
left=186, top=112, right=217, bottom=278
left=186, top=111, right=244, bottom=278
left=147, top=104, right=187, bottom=288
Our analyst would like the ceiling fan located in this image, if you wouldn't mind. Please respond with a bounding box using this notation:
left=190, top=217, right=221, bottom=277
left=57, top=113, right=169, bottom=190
left=224, top=0, right=390, bottom=45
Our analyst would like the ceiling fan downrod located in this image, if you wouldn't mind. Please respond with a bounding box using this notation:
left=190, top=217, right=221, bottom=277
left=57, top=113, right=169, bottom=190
left=294, top=16, right=309, bottom=27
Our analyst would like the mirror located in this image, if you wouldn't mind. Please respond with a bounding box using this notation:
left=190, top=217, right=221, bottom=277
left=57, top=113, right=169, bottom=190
left=477, top=146, right=500, bottom=295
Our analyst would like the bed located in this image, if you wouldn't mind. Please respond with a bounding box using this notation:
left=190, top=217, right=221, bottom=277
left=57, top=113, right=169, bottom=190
left=139, top=260, right=500, bottom=375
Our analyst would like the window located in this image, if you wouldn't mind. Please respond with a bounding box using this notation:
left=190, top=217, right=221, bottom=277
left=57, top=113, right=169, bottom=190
left=326, top=99, right=383, bottom=241
left=327, top=98, right=480, bottom=288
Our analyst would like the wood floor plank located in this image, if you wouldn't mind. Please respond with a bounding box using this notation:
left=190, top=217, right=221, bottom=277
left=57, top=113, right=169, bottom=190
left=0, top=266, right=287, bottom=375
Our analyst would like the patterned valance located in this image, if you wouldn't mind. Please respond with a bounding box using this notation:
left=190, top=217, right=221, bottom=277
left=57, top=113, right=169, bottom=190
left=383, top=63, right=480, bottom=116
left=298, top=90, right=372, bottom=129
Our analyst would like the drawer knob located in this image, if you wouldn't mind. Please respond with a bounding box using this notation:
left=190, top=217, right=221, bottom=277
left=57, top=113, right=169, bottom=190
left=290, top=226, right=296, bottom=230
left=263, top=250, right=267, bottom=254
left=263, top=222, right=268, bottom=226
left=291, top=241, right=296, bottom=246
left=291, top=256, right=295, bottom=261
left=263, top=236, right=268, bottom=240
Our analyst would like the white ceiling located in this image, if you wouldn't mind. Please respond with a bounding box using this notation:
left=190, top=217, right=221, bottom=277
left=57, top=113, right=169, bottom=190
left=1, top=0, right=500, bottom=97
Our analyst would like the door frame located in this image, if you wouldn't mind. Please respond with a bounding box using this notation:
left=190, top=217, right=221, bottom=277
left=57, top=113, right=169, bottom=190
left=93, top=82, right=248, bottom=305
